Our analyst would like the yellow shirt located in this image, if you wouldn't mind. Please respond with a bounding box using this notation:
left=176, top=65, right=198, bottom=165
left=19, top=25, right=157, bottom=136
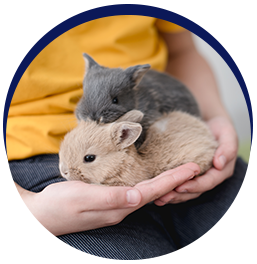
left=7, top=16, right=184, bottom=160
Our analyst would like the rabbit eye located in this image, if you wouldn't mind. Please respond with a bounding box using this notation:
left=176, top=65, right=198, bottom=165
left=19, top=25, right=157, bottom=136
left=84, top=155, right=96, bottom=163
left=112, top=97, right=118, bottom=104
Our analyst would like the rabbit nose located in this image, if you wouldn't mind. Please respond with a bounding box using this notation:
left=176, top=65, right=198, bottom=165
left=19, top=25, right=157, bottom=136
left=96, top=116, right=104, bottom=123
left=90, top=112, right=98, bottom=121
left=89, top=112, right=104, bottom=123
left=59, top=163, right=69, bottom=179
left=62, top=171, right=69, bottom=177
left=91, top=113, right=103, bottom=123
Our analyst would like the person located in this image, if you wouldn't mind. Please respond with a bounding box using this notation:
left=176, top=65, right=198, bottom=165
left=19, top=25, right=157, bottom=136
left=7, top=16, right=247, bottom=259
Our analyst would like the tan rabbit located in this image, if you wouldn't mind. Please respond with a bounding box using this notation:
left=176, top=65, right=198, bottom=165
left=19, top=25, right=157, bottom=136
left=59, top=110, right=217, bottom=186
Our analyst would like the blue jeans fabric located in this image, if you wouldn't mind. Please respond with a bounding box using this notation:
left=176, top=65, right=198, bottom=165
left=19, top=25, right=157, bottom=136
left=9, top=154, right=247, bottom=260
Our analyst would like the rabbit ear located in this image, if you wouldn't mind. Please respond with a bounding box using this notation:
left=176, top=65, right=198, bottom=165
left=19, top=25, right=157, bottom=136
left=111, top=122, right=142, bottom=150
left=125, top=64, right=150, bottom=87
left=83, top=53, right=100, bottom=73
left=116, top=110, right=144, bottom=123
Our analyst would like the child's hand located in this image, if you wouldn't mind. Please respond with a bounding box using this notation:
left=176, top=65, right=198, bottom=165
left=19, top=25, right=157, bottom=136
left=154, top=116, right=238, bottom=205
left=16, top=163, right=199, bottom=235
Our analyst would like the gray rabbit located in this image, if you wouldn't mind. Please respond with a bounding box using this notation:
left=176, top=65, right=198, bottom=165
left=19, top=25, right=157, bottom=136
left=75, top=53, right=201, bottom=147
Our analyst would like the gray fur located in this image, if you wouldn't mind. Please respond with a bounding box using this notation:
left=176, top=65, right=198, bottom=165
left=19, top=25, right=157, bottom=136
left=76, top=53, right=201, bottom=147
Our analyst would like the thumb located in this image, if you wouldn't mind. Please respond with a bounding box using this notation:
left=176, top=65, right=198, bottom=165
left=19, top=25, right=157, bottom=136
left=102, top=187, right=142, bottom=209
left=213, top=134, right=238, bottom=170
left=208, top=117, right=238, bottom=171
left=79, top=184, right=142, bottom=211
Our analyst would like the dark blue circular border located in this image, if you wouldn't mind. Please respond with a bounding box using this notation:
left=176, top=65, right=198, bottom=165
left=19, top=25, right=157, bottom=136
left=1, top=4, right=257, bottom=263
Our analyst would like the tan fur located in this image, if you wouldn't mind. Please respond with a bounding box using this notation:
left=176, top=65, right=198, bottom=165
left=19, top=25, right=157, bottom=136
left=59, top=111, right=217, bottom=186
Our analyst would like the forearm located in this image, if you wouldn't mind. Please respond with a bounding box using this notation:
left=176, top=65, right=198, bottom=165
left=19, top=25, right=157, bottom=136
left=161, top=31, right=230, bottom=121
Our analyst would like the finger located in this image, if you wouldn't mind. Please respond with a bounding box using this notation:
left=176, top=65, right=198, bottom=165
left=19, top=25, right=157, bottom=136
left=135, top=167, right=197, bottom=204
left=158, top=162, right=200, bottom=178
left=135, top=162, right=200, bottom=187
left=168, top=193, right=201, bottom=204
left=154, top=190, right=201, bottom=205
left=213, top=130, right=238, bottom=171
left=213, top=144, right=237, bottom=170
left=175, top=159, right=235, bottom=193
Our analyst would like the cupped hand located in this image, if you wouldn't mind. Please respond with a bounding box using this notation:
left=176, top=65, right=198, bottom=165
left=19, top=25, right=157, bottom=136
left=23, top=181, right=142, bottom=236
left=21, top=163, right=199, bottom=236
left=154, top=116, right=238, bottom=205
